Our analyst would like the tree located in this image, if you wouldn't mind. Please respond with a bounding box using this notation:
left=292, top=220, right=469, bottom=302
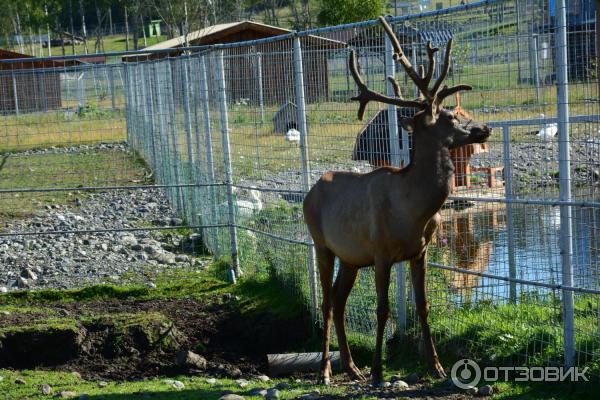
left=317, top=0, right=385, bottom=26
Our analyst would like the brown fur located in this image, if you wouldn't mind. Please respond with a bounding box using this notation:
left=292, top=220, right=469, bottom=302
left=303, top=17, right=491, bottom=385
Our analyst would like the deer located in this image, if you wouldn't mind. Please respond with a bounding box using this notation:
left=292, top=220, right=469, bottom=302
left=303, top=16, right=491, bottom=385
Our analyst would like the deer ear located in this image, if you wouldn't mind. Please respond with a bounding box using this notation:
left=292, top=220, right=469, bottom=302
left=399, top=117, right=415, bottom=133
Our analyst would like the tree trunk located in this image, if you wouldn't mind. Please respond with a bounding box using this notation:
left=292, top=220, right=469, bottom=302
left=69, top=0, right=76, bottom=54
left=79, top=0, right=88, bottom=54
left=94, top=1, right=103, bottom=53
left=45, top=5, right=52, bottom=57
left=124, top=6, right=130, bottom=51
left=108, top=7, right=113, bottom=35
left=141, top=14, right=147, bottom=47
left=132, top=9, right=139, bottom=50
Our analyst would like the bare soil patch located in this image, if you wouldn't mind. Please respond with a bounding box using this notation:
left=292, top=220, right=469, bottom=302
left=0, top=295, right=309, bottom=381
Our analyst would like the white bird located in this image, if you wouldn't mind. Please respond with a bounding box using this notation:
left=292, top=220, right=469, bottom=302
left=285, top=128, right=301, bottom=143
left=537, top=114, right=558, bottom=140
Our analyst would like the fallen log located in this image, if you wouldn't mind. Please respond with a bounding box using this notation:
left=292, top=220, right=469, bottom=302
left=267, top=352, right=341, bottom=376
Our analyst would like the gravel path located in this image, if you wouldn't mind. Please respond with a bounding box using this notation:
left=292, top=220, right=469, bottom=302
left=0, top=188, right=206, bottom=292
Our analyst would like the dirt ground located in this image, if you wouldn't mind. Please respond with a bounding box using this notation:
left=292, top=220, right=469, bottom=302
left=0, top=294, right=311, bottom=382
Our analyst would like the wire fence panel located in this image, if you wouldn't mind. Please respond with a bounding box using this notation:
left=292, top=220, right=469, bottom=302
left=1, top=0, right=599, bottom=372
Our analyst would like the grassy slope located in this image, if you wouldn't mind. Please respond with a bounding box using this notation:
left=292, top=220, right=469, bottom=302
left=0, top=262, right=596, bottom=399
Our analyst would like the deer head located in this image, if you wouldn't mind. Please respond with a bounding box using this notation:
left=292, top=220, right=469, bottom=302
left=349, top=17, right=490, bottom=150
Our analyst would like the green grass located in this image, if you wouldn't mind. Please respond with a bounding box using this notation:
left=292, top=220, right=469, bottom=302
left=0, top=261, right=596, bottom=399
left=0, top=103, right=126, bottom=152
left=0, top=148, right=151, bottom=223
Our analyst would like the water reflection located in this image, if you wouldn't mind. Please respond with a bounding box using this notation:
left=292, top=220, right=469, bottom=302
left=435, top=199, right=600, bottom=303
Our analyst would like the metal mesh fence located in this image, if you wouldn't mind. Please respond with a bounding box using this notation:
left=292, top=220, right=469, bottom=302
left=1, top=0, right=599, bottom=371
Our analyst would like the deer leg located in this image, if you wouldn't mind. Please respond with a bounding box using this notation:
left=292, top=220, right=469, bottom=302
left=332, top=262, right=364, bottom=381
left=317, top=247, right=335, bottom=385
left=372, top=260, right=393, bottom=385
left=410, top=252, right=446, bottom=378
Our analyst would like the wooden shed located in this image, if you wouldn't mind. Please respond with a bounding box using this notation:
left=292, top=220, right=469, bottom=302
left=0, top=49, right=71, bottom=114
left=123, top=21, right=346, bottom=105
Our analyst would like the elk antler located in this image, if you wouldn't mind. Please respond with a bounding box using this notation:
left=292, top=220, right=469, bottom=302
left=349, top=50, right=426, bottom=120
left=349, top=16, right=473, bottom=120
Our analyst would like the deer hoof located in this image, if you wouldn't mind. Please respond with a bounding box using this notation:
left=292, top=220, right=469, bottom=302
left=318, top=376, right=331, bottom=386
left=347, top=365, right=366, bottom=381
left=430, top=364, right=447, bottom=379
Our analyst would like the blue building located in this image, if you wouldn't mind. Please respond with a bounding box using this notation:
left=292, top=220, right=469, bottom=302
left=548, top=0, right=597, bottom=80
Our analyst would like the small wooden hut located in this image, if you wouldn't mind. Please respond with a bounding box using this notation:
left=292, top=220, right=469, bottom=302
left=0, top=49, right=65, bottom=114
left=123, top=21, right=346, bottom=105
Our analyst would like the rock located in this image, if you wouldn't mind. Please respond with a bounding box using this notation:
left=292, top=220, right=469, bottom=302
left=15, top=277, right=30, bottom=288
left=119, top=236, right=138, bottom=247
left=56, top=391, right=78, bottom=398
left=275, top=382, right=291, bottom=390
left=98, top=381, right=108, bottom=388
left=146, top=282, right=157, bottom=289
left=175, top=254, right=189, bottom=263
left=206, top=378, right=218, bottom=385
left=15, top=378, right=26, bottom=384
left=0, top=286, right=7, bottom=293
left=171, top=380, right=185, bottom=390
left=393, top=380, right=409, bottom=390
left=404, top=373, right=419, bottom=384
left=71, top=372, right=82, bottom=380
left=219, top=395, right=246, bottom=400
left=248, top=388, right=267, bottom=396
left=0, top=310, right=10, bottom=316
left=170, top=218, right=183, bottom=226
left=256, top=375, right=271, bottom=382
left=265, top=388, right=280, bottom=399
left=478, top=385, right=494, bottom=396
left=176, top=350, right=207, bottom=370
left=466, top=386, right=478, bottom=395
left=154, top=252, right=176, bottom=265
left=20, top=268, right=38, bottom=280
left=236, top=379, right=249, bottom=388
left=42, top=384, right=54, bottom=395
left=298, top=395, right=319, bottom=400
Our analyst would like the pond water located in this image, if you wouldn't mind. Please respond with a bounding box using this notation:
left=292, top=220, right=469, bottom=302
left=438, top=194, right=600, bottom=303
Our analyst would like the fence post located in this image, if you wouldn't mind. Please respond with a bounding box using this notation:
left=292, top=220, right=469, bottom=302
left=141, top=63, right=157, bottom=168
left=293, top=35, right=318, bottom=325
left=555, top=0, right=575, bottom=368
left=385, top=32, right=407, bottom=333
left=109, top=65, right=116, bottom=111
left=77, top=71, right=86, bottom=109
left=216, top=50, right=242, bottom=280
left=200, top=55, right=220, bottom=257
left=154, top=63, right=176, bottom=204
left=11, top=71, right=19, bottom=116
left=529, top=34, right=541, bottom=103
left=256, top=52, right=264, bottom=124
left=182, top=56, right=199, bottom=225
left=502, top=125, right=517, bottom=302
left=171, top=60, right=189, bottom=218
left=123, top=63, right=132, bottom=146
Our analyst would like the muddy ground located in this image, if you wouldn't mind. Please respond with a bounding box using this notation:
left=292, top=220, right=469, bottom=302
left=0, top=294, right=310, bottom=382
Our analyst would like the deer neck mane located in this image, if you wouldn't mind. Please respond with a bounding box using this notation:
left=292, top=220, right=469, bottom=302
left=402, top=135, right=454, bottom=211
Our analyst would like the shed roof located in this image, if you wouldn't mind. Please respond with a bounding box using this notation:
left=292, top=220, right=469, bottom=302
left=0, top=48, right=99, bottom=70
left=124, top=20, right=345, bottom=61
